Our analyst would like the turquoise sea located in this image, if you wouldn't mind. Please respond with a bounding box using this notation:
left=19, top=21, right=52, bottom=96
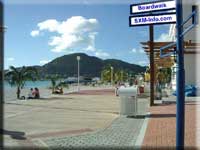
left=4, top=80, right=52, bottom=89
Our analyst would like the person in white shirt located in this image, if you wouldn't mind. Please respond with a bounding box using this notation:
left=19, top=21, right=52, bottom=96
left=27, top=88, right=34, bottom=99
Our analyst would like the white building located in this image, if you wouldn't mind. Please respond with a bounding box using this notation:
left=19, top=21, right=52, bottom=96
left=169, top=0, right=200, bottom=90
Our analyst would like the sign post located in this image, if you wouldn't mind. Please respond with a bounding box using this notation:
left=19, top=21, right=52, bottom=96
left=159, top=1, right=197, bottom=148
left=129, top=0, right=177, bottom=106
left=149, top=25, right=154, bottom=106
left=130, top=0, right=197, bottom=148
left=175, top=0, right=185, bottom=148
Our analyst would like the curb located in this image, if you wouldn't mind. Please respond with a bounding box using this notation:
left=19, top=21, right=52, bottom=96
left=135, top=112, right=150, bottom=147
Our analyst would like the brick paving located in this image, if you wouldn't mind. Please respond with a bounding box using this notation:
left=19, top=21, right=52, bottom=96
left=142, top=101, right=199, bottom=149
left=68, top=89, right=115, bottom=96
left=37, top=116, right=145, bottom=149
left=28, top=128, right=94, bottom=139
left=32, top=99, right=149, bottom=149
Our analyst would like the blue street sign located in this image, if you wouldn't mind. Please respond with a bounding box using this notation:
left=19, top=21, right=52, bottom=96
left=130, top=0, right=176, bottom=14
left=129, top=12, right=176, bottom=26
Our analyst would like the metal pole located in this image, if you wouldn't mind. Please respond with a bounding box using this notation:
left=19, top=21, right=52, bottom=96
left=149, top=25, right=154, bottom=106
left=77, top=56, right=80, bottom=92
left=0, top=1, right=4, bottom=147
left=0, top=2, right=3, bottom=103
left=111, top=67, right=113, bottom=85
left=176, top=0, right=185, bottom=148
left=78, top=59, right=80, bottom=92
left=121, top=70, right=123, bottom=82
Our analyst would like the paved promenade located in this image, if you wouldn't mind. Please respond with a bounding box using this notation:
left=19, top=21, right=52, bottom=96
left=6, top=88, right=199, bottom=149
left=142, top=97, right=200, bottom=149
left=32, top=98, right=148, bottom=149
left=34, top=116, right=144, bottom=149
left=3, top=88, right=149, bottom=149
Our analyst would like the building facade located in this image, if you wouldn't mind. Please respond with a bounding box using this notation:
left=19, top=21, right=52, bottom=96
left=169, top=0, right=200, bottom=90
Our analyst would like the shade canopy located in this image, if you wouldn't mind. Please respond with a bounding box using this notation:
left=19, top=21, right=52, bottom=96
left=140, top=41, right=200, bottom=68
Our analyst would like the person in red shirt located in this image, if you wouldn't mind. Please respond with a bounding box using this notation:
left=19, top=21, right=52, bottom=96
left=33, top=87, right=40, bottom=99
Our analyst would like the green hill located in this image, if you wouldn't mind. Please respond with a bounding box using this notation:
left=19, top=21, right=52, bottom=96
left=38, top=53, right=146, bottom=77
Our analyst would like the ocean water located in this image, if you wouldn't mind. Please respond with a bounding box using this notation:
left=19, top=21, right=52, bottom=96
left=4, top=80, right=51, bottom=89
left=4, top=80, right=52, bottom=101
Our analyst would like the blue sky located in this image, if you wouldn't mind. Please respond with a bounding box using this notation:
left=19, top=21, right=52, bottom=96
left=4, top=0, right=171, bottom=69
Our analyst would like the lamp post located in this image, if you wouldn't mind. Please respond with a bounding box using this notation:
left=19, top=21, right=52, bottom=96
left=110, top=66, right=113, bottom=85
left=77, top=56, right=80, bottom=92
left=0, top=3, right=5, bottom=147
left=0, top=23, right=6, bottom=105
left=120, top=70, right=123, bottom=82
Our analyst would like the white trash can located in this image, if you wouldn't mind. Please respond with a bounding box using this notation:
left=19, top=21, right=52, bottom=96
left=118, top=86, right=138, bottom=116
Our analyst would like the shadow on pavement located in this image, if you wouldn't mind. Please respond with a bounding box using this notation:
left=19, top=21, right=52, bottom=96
left=1, top=129, right=26, bottom=140
left=127, top=115, right=146, bottom=119
left=148, top=114, right=176, bottom=118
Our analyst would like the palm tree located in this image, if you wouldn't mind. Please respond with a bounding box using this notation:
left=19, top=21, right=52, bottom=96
left=46, top=74, right=68, bottom=94
left=5, top=66, right=38, bottom=99
left=114, top=70, right=128, bottom=83
left=114, top=70, right=121, bottom=82
left=156, top=68, right=172, bottom=86
left=101, top=65, right=112, bottom=83
left=46, top=74, right=60, bottom=94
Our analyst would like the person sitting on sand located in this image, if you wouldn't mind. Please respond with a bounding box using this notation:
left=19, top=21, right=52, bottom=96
left=33, top=87, right=40, bottom=99
left=27, top=88, right=34, bottom=99
left=54, top=87, right=63, bottom=94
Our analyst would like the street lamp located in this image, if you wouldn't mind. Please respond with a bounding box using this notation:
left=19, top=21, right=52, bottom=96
left=0, top=25, right=7, bottom=104
left=120, top=70, right=123, bottom=82
left=77, top=56, right=81, bottom=92
left=110, top=66, right=113, bottom=85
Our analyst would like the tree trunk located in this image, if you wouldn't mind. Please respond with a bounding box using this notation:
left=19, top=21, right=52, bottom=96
left=52, top=87, right=55, bottom=94
left=17, top=87, right=20, bottom=99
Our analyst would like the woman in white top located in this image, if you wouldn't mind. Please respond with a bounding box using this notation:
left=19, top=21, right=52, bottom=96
left=28, top=88, right=34, bottom=99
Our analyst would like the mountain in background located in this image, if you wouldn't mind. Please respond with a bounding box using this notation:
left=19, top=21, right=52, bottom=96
left=38, top=53, right=146, bottom=77
left=6, top=53, right=146, bottom=78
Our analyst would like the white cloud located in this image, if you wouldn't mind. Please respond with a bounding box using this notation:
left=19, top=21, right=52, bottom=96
left=32, top=16, right=111, bottom=59
left=156, top=33, right=171, bottom=42
left=95, top=50, right=110, bottom=58
left=131, top=48, right=137, bottom=53
left=30, top=30, right=40, bottom=37
left=130, top=48, right=145, bottom=54
left=85, top=32, right=97, bottom=52
left=7, top=57, right=15, bottom=61
left=138, top=61, right=148, bottom=66
left=38, top=19, right=59, bottom=32
left=139, top=49, right=145, bottom=53
left=85, top=45, right=95, bottom=52
left=32, top=16, right=99, bottom=53
left=39, top=60, right=51, bottom=65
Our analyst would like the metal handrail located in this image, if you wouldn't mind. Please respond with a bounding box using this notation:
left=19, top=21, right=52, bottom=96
left=160, top=42, right=176, bottom=58
left=181, top=10, right=196, bottom=26
left=180, top=10, right=197, bottom=37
